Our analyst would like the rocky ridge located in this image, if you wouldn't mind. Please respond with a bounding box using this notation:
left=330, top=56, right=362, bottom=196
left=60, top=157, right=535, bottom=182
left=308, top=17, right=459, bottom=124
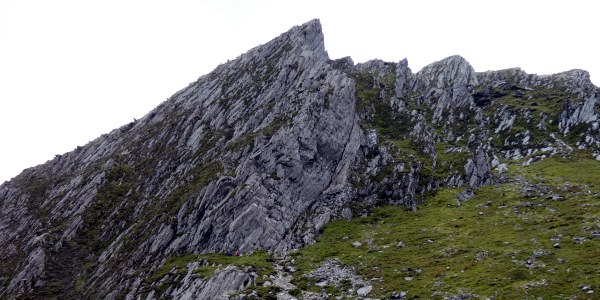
left=0, top=19, right=598, bottom=299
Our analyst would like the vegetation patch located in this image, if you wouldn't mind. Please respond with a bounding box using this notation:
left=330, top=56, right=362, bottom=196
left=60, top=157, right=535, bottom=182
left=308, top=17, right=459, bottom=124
left=354, top=71, right=412, bottom=139
left=291, top=156, right=600, bottom=299
left=148, top=250, right=274, bottom=285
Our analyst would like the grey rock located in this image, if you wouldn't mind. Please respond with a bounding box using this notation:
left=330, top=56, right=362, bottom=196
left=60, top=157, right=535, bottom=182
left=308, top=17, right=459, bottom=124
left=6, top=247, right=45, bottom=293
left=413, top=55, right=478, bottom=122
left=1, top=18, right=600, bottom=299
left=464, top=149, right=494, bottom=187
left=306, top=259, right=367, bottom=295
left=356, top=285, right=372, bottom=296
left=414, top=55, right=478, bottom=90
left=185, top=266, right=252, bottom=300
left=390, top=291, right=408, bottom=299
left=495, top=163, right=508, bottom=173
left=392, top=58, right=413, bottom=108
left=456, top=190, right=475, bottom=202
left=559, top=96, right=598, bottom=134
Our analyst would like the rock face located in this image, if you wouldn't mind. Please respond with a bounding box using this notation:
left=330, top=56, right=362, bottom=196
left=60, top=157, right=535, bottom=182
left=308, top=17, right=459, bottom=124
left=1, top=19, right=599, bottom=299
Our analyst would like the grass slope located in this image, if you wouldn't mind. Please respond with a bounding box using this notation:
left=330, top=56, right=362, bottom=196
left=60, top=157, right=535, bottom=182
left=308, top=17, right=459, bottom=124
left=292, top=156, right=600, bottom=299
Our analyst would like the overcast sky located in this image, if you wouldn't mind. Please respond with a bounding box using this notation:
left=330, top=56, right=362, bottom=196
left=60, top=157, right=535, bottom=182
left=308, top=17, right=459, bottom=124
left=1, top=0, right=598, bottom=182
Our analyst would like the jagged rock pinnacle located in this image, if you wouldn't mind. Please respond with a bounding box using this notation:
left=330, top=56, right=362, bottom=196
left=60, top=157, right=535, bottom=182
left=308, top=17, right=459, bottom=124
left=238, top=18, right=327, bottom=64
left=288, top=19, right=327, bottom=60
left=415, top=55, right=478, bottom=90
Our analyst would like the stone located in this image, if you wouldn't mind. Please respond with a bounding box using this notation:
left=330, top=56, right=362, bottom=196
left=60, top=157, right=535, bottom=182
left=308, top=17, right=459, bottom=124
left=307, top=259, right=367, bottom=289
left=171, top=266, right=252, bottom=300
left=356, top=285, right=372, bottom=296
left=456, top=190, right=475, bottom=202
left=2, top=17, right=600, bottom=299
left=495, top=163, right=508, bottom=173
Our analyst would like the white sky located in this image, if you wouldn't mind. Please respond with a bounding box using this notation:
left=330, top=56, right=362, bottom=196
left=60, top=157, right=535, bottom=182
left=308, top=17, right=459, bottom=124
left=1, top=0, right=598, bottom=183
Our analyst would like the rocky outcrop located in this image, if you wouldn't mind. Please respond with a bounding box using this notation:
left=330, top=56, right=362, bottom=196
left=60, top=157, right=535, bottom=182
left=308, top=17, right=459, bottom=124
left=176, top=266, right=252, bottom=300
left=476, top=65, right=600, bottom=162
left=559, top=96, right=597, bottom=134
left=0, top=19, right=365, bottom=299
left=413, top=55, right=478, bottom=122
left=1, top=19, right=598, bottom=299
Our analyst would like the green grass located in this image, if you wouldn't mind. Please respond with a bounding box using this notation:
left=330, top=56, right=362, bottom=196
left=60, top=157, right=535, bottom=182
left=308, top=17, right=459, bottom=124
left=148, top=250, right=274, bottom=284
left=291, top=156, right=600, bottom=299
left=510, top=152, right=600, bottom=186
left=490, top=85, right=573, bottom=117
left=434, top=142, right=470, bottom=182
left=354, top=70, right=413, bottom=140
left=482, top=84, right=592, bottom=150
left=392, top=139, right=419, bottom=157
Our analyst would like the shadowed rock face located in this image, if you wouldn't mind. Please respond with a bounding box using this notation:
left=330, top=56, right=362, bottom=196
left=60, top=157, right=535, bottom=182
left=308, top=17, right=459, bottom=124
left=1, top=19, right=599, bottom=299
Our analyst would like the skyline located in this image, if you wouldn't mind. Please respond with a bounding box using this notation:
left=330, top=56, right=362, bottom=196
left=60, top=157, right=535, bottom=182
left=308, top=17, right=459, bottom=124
left=1, top=0, right=598, bottom=182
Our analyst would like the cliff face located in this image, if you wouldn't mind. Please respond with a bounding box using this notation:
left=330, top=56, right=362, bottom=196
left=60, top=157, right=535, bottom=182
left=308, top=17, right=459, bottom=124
left=1, top=19, right=598, bottom=299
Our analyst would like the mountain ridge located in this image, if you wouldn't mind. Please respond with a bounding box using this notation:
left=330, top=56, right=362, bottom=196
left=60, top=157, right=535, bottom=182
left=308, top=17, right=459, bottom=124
left=1, top=19, right=599, bottom=299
